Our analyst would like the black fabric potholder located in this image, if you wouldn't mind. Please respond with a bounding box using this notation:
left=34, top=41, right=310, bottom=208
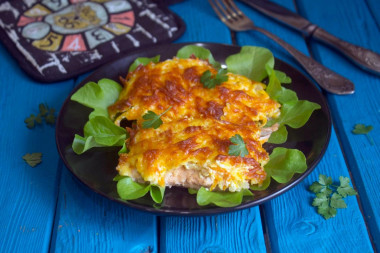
left=0, top=0, right=185, bottom=83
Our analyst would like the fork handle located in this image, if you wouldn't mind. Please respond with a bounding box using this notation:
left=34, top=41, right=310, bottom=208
left=254, top=27, right=355, bottom=95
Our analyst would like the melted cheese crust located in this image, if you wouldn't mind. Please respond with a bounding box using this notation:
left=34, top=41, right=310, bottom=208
left=108, top=57, right=280, bottom=191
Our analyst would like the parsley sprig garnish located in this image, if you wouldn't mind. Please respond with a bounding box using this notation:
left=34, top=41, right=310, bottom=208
left=309, top=174, right=357, bottom=219
left=24, top=103, right=56, bottom=128
left=22, top=153, right=42, bottom=167
left=352, top=124, right=374, bottom=145
left=200, top=69, right=228, bottom=89
left=228, top=134, right=249, bottom=157
left=142, top=106, right=172, bottom=129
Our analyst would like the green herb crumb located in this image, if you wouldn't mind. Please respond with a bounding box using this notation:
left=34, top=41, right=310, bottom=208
left=309, top=174, right=357, bottom=219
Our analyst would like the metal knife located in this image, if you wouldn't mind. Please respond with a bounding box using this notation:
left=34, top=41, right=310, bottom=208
left=239, top=0, right=380, bottom=75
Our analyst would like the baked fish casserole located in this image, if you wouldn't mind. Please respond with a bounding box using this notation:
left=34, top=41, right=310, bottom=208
left=108, top=57, right=281, bottom=192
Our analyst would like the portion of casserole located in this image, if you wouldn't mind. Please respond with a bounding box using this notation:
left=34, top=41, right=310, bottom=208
left=108, top=57, right=280, bottom=192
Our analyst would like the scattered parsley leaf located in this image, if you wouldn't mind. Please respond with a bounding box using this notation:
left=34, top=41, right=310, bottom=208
left=337, top=176, right=358, bottom=197
left=142, top=106, right=172, bottom=129
left=24, top=114, right=38, bottom=129
left=330, top=193, right=347, bottom=209
left=228, top=134, right=249, bottom=157
left=39, top=103, right=49, bottom=116
left=309, top=181, right=325, bottom=193
left=352, top=124, right=374, bottom=145
left=309, top=174, right=357, bottom=219
left=200, top=68, right=228, bottom=89
left=352, top=124, right=373, bottom=134
left=22, top=153, right=42, bottom=167
left=312, top=192, right=329, bottom=207
left=45, top=108, right=56, bottom=125
left=25, top=104, right=56, bottom=128
left=318, top=174, right=333, bottom=186
left=318, top=204, right=337, bottom=220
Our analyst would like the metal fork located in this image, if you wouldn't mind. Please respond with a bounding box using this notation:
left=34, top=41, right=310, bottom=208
left=209, top=0, right=355, bottom=95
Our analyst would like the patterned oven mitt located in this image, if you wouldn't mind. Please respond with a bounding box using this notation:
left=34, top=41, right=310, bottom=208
left=0, top=0, right=185, bottom=82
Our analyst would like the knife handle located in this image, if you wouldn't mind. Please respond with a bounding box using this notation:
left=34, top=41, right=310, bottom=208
left=312, top=27, right=380, bottom=75
left=254, top=27, right=355, bottom=95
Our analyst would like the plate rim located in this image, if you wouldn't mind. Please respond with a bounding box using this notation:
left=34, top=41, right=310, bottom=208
left=55, top=42, right=332, bottom=216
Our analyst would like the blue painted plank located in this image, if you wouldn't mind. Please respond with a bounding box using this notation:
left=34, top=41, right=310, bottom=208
left=236, top=0, right=374, bottom=251
left=0, top=41, right=74, bottom=252
left=160, top=208, right=266, bottom=253
left=264, top=129, right=373, bottom=252
left=158, top=1, right=268, bottom=252
left=297, top=0, right=380, bottom=250
left=236, top=0, right=310, bottom=67
left=169, top=0, right=232, bottom=44
left=50, top=169, right=158, bottom=253
left=50, top=74, right=158, bottom=252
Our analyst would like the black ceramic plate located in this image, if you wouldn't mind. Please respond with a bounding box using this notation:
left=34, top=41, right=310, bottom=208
left=56, top=42, right=331, bottom=215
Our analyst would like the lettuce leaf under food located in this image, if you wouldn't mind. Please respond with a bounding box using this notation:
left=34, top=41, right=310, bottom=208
left=128, top=55, right=160, bottom=72
left=71, top=79, right=126, bottom=154
left=176, top=45, right=221, bottom=68
left=115, top=176, right=165, bottom=204
left=72, top=116, right=127, bottom=154
left=264, top=147, right=307, bottom=184
left=265, top=65, right=321, bottom=144
left=267, top=125, right=288, bottom=144
left=226, top=46, right=274, bottom=82
left=195, top=187, right=253, bottom=207
left=71, top=78, right=122, bottom=119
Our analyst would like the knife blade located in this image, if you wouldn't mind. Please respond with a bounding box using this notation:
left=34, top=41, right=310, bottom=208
left=239, top=0, right=380, bottom=75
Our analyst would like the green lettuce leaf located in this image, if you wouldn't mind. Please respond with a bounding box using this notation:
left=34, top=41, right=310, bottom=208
left=72, top=116, right=127, bottom=154
left=128, top=55, right=160, bottom=72
left=116, top=177, right=151, bottom=200
left=266, top=65, right=297, bottom=104
left=196, top=187, right=253, bottom=207
left=265, top=65, right=320, bottom=144
left=150, top=185, right=166, bottom=203
left=71, top=79, right=126, bottom=154
left=226, top=46, right=274, bottom=81
left=250, top=176, right=271, bottom=191
left=71, top=78, right=122, bottom=119
left=274, top=70, right=292, bottom=84
left=267, top=125, right=288, bottom=144
left=273, top=100, right=321, bottom=129
left=264, top=147, right=307, bottom=183
left=176, top=45, right=221, bottom=68
left=115, top=176, right=165, bottom=204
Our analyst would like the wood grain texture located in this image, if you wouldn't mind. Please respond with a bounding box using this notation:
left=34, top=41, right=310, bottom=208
left=0, top=42, right=74, bottom=252
left=264, top=129, right=373, bottom=252
left=159, top=1, right=266, bottom=252
left=236, top=0, right=310, bottom=67
left=169, top=0, right=233, bottom=44
left=297, top=0, right=380, bottom=250
left=50, top=169, right=158, bottom=253
left=160, top=208, right=266, bottom=253
left=236, top=0, right=375, bottom=251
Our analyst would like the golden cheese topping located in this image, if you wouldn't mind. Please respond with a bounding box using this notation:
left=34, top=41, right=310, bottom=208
left=108, top=57, right=280, bottom=191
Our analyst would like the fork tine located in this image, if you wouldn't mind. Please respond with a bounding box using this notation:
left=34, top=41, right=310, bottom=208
left=209, top=0, right=254, bottom=31
left=225, top=0, right=244, bottom=18
left=209, top=0, right=229, bottom=23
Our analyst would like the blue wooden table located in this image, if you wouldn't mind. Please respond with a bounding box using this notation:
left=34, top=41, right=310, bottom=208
left=1, top=0, right=379, bottom=252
